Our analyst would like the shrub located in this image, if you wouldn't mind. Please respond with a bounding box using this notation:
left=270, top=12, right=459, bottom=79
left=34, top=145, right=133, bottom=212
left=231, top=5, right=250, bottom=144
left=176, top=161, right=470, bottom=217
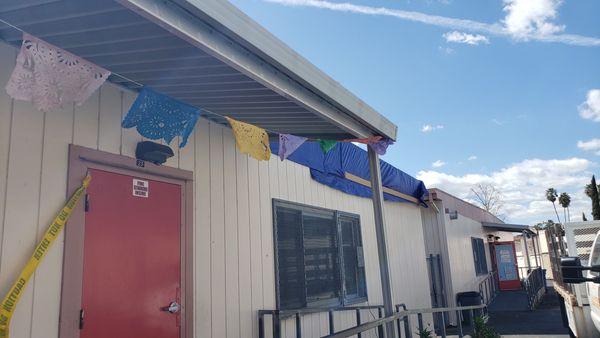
left=473, top=315, right=500, bottom=338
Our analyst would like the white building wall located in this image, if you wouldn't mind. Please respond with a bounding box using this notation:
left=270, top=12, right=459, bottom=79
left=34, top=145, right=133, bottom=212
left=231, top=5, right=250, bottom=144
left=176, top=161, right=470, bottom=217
left=495, top=232, right=516, bottom=242
left=442, top=211, right=493, bottom=307
left=420, top=202, right=454, bottom=307
left=0, top=42, right=432, bottom=338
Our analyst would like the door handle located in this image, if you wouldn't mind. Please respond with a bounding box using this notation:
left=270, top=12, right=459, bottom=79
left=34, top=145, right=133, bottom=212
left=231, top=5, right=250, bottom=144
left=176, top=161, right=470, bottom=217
left=161, top=302, right=180, bottom=314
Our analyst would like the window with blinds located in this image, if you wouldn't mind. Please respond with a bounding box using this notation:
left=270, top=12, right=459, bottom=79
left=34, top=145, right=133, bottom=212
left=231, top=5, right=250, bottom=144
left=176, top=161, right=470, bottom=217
left=471, top=237, right=488, bottom=275
left=273, top=200, right=367, bottom=310
left=339, top=213, right=367, bottom=302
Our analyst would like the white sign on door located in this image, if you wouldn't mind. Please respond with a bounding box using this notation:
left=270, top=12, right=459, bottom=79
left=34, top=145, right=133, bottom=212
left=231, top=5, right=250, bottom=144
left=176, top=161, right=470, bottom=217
left=133, top=179, right=149, bottom=198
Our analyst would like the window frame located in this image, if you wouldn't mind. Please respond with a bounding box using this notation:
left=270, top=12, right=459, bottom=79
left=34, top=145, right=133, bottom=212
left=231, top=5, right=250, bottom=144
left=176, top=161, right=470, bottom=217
left=471, top=237, right=488, bottom=276
left=337, top=211, right=368, bottom=305
left=272, top=199, right=368, bottom=310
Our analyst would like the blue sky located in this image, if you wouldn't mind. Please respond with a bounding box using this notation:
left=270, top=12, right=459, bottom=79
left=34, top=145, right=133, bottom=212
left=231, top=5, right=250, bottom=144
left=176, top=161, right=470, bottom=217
left=230, top=0, right=600, bottom=224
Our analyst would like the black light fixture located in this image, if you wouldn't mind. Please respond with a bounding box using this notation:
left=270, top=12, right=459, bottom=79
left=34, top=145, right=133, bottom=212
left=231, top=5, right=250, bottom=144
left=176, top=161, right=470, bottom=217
left=135, top=141, right=174, bottom=165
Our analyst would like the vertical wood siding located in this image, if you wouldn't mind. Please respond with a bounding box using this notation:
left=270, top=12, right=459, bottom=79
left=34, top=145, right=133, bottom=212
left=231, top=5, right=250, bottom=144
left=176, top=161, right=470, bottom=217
left=0, top=42, right=432, bottom=338
left=441, top=207, right=494, bottom=310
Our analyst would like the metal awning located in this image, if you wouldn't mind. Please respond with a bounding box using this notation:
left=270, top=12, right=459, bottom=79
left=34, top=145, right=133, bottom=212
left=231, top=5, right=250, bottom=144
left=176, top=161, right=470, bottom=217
left=482, top=222, right=535, bottom=235
left=0, top=0, right=397, bottom=140
left=0, top=2, right=401, bottom=332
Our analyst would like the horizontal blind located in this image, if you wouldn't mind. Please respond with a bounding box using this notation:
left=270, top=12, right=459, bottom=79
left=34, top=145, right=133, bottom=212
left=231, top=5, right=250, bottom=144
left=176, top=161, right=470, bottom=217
left=303, top=209, right=340, bottom=306
left=339, top=214, right=366, bottom=300
left=275, top=206, right=305, bottom=309
left=274, top=200, right=366, bottom=309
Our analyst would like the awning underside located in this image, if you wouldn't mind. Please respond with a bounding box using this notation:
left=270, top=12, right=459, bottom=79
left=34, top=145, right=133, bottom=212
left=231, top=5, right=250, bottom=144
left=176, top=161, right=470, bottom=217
left=482, top=222, right=534, bottom=235
left=0, top=0, right=364, bottom=139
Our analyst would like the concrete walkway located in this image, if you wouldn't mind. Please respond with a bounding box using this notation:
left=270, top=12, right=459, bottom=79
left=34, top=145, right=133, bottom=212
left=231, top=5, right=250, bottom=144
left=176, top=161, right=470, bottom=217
left=487, top=290, right=530, bottom=312
left=486, top=287, right=570, bottom=336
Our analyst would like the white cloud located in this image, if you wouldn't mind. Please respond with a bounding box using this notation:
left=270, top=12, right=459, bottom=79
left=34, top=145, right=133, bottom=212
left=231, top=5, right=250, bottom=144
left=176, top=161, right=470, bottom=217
left=417, top=157, right=595, bottom=224
left=438, top=46, right=455, bottom=54
left=432, top=160, right=446, bottom=168
left=468, top=155, right=478, bottom=161
left=443, top=31, right=490, bottom=45
left=264, top=0, right=600, bottom=47
left=577, top=139, right=600, bottom=155
left=491, top=118, right=505, bottom=126
left=502, top=0, right=565, bottom=39
left=579, top=89, right=600, bottom=122
left=421, top=124, right=444, bottom=132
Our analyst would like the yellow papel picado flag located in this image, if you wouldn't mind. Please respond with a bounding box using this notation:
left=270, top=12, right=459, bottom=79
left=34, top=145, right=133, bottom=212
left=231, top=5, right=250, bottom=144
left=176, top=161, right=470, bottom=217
left=0, top=174, right=92, bottom=338
left=225, top=116, right=271, bottom=161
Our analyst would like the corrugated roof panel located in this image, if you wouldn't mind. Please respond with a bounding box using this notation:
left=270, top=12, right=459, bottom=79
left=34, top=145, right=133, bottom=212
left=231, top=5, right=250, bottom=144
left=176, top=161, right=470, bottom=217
left=0, top=0, right=371, bottom=138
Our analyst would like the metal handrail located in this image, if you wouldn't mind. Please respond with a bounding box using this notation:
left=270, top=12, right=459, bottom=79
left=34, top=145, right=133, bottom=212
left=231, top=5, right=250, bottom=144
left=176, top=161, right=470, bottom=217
left=478, top=271, right=499, bottom=305
left=258, top=304, right=389, bottom=338
left=258, top=303, right=487, bottom=338
left=258, top=304, right=384, bottom=319
left=323, top=304, right=487, bottom=338
left=321, top=311, right=401, bottom=338
left=524, top=267, right=545, bottom=310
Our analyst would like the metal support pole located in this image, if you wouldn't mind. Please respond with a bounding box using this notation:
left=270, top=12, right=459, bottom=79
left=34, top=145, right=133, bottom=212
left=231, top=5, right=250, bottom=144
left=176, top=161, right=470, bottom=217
left=469, top=309, right=474, bottom=331
left=367, top=147, right=396, bottom=338
left=356, top=309, right=362, bottom=338
left=532, top=234, right=540, bottom=267
left=377, top=308, right=384, bottom=338
left=296, top=313, right=302, bottom=338
left=258, top=313, right=265, bottom=338
left=440, top=314, right=446, bottom=338
left=522, top=231, right=531, bottom=272
left=456, top=310, right=463, bottom=338
left=273, top=312, right=281, bottom=338
left=329, top=310, right=335, bottom=335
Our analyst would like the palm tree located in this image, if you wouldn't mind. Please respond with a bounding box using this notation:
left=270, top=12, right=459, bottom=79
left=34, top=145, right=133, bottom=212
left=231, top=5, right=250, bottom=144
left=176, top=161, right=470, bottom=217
left=558, top=192, right=571, bottom=222
left=546, top=188, right=561, bottom=223
left=591, top=176, right=600, bottom=221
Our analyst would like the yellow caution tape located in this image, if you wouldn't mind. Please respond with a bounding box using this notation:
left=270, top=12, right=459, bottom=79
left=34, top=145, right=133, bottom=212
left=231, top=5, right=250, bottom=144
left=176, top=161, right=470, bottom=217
left=0, top=174, right=91, bottom=338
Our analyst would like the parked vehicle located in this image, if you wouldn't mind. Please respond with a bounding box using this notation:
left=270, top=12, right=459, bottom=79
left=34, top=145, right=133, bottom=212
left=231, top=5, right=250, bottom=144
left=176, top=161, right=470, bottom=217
left=556, top=221, right=600, bottom=336
left=588, top=232, right=600, bottom=332
left=562, top=229, right=600, bottom=332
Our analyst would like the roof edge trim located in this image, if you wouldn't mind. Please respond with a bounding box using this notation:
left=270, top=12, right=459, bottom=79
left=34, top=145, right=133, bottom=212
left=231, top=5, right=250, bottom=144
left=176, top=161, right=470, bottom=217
left=168, top=0, right=398, bottom=140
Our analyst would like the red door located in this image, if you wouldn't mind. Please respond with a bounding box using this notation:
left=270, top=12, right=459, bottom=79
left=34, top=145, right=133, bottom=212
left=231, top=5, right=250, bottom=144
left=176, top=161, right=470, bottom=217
left=492, top=241, right=521, bottom=290
left=80, top=169, right=181, bottom=338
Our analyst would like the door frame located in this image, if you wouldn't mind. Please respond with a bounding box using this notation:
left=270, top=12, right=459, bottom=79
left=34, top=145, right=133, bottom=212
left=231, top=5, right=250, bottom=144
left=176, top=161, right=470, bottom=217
left=491, top=241, right=521, bottom=291
left=59, top=144, right=194, bottom=338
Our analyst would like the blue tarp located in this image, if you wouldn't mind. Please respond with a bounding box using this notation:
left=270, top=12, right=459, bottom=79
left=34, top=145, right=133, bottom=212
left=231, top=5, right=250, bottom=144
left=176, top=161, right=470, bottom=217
left=270, top=141, right=428, bottom=205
